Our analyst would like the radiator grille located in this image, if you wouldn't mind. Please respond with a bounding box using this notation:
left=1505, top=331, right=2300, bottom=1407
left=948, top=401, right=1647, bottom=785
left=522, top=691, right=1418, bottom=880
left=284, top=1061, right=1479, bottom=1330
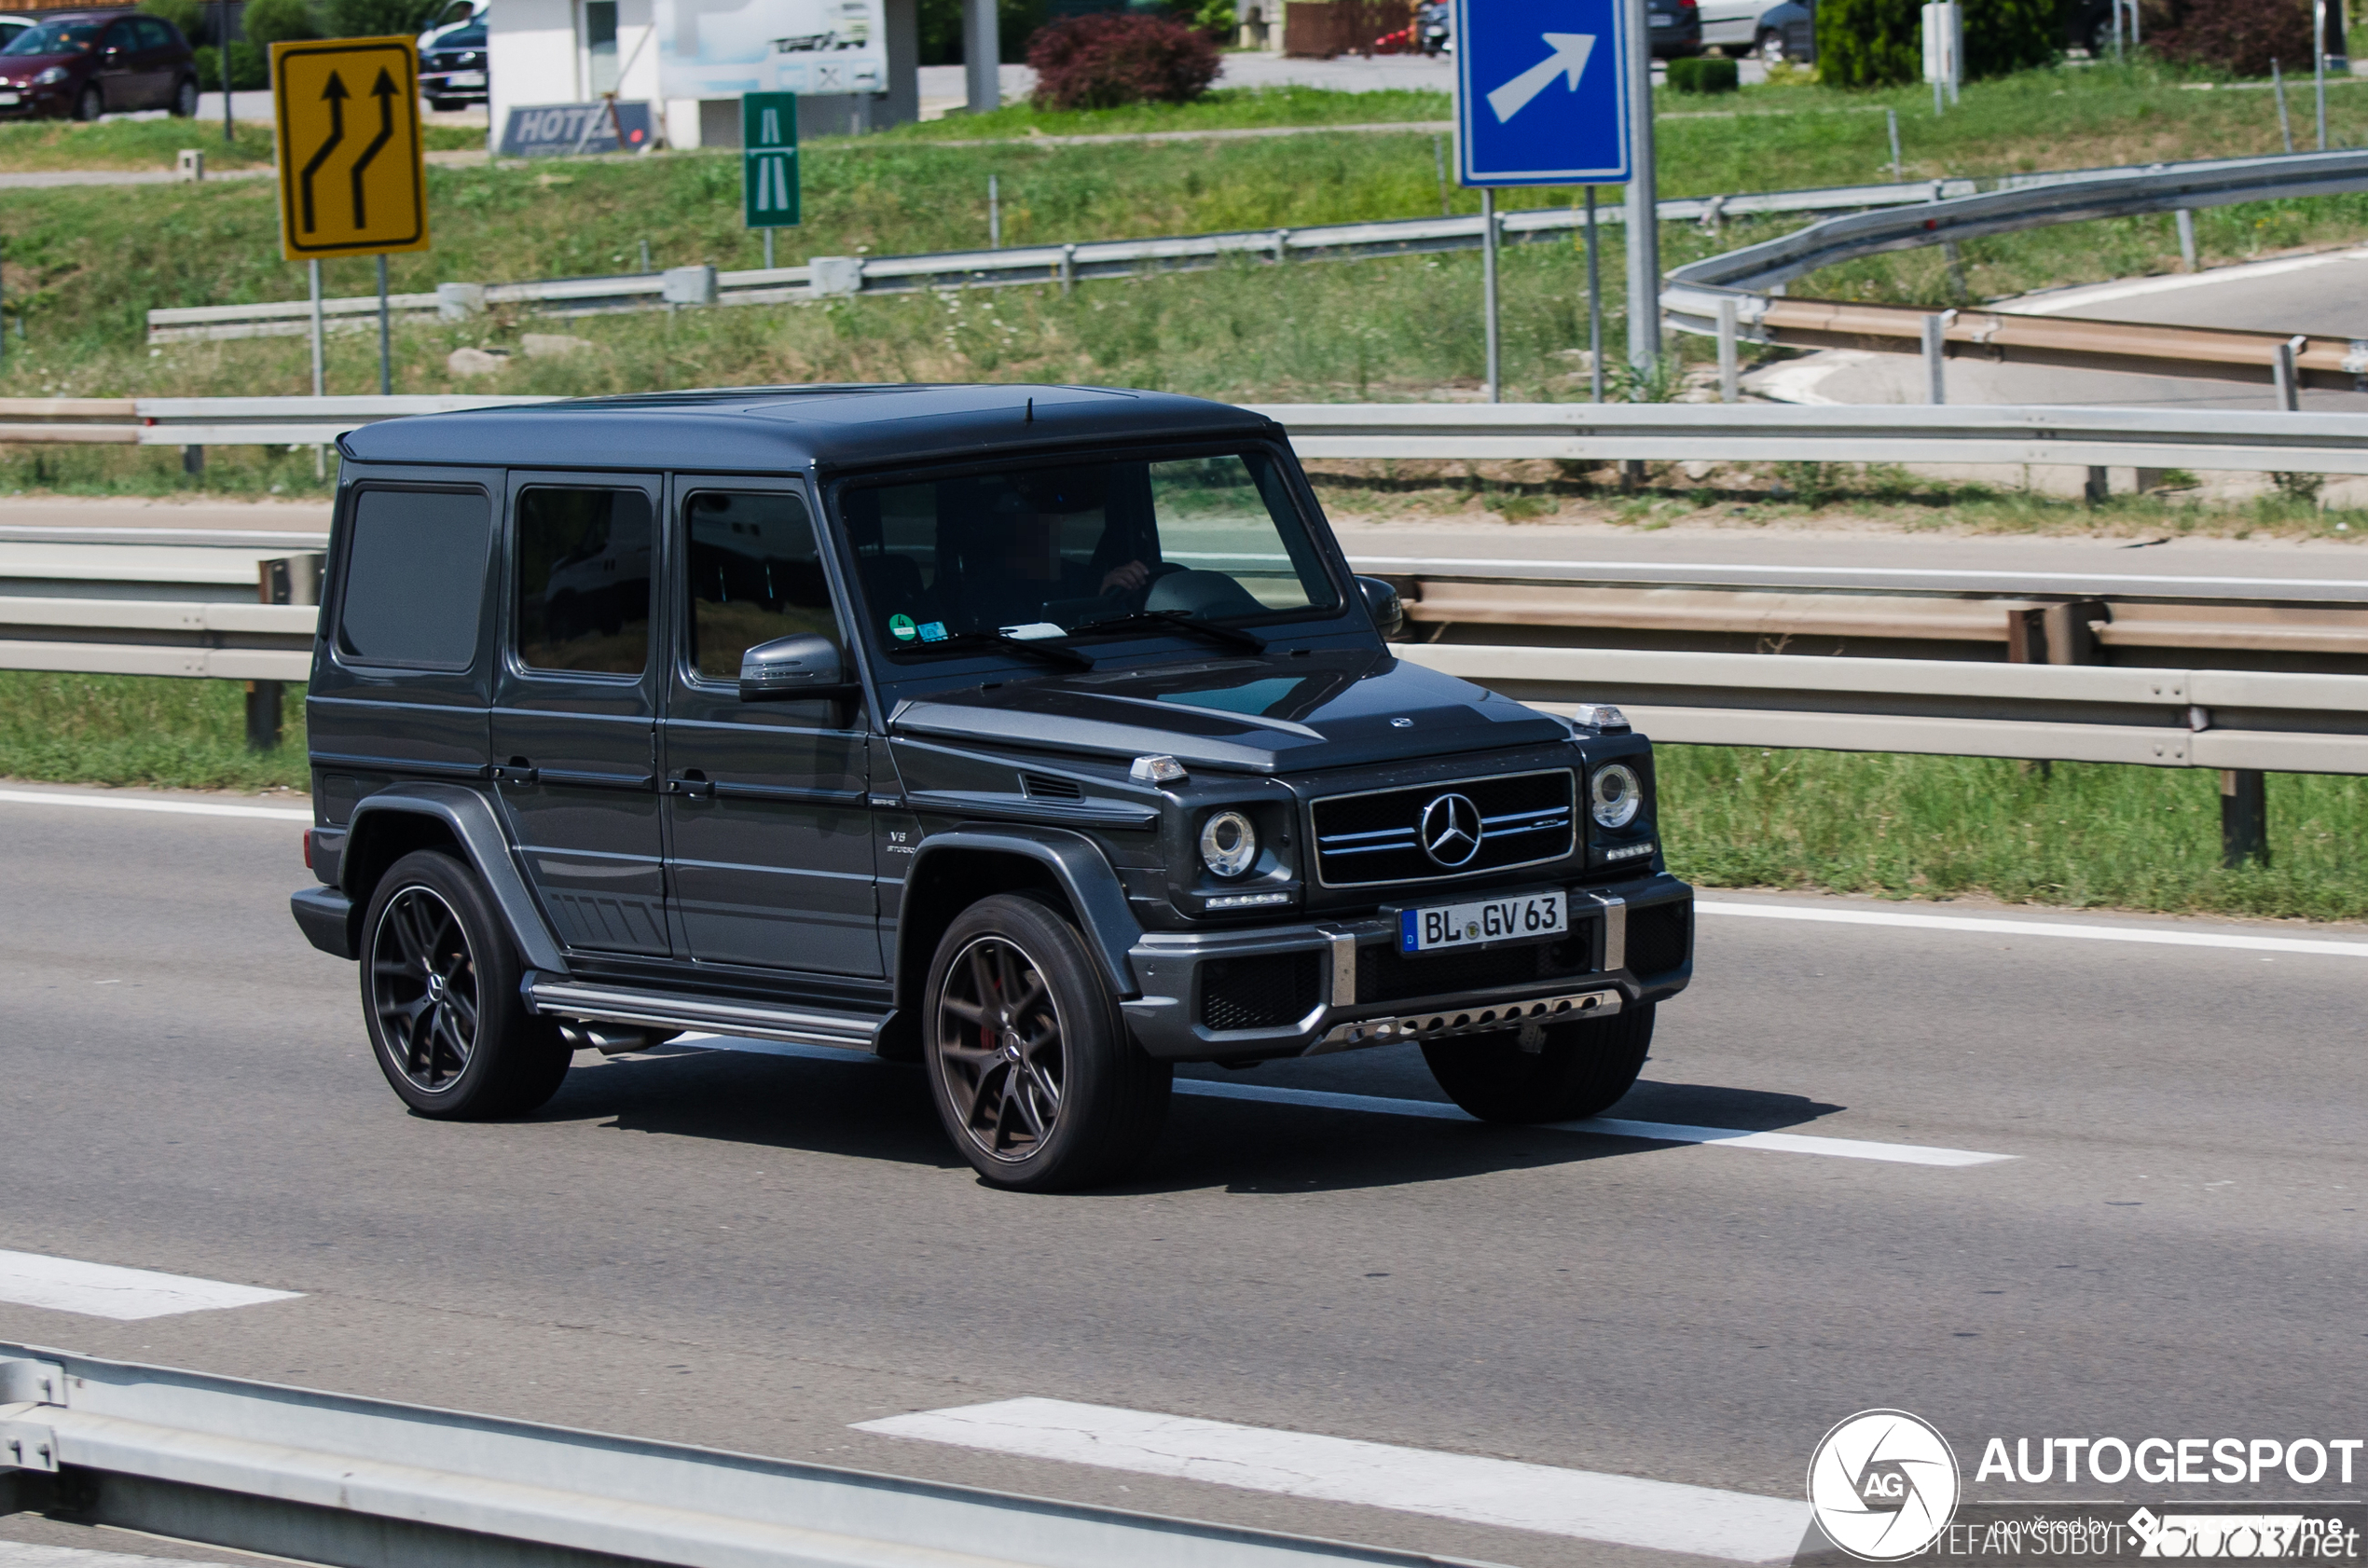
left=1200, top=950, right=1322, bottom=1032
left=1312, top=769, right=1576, bottom=887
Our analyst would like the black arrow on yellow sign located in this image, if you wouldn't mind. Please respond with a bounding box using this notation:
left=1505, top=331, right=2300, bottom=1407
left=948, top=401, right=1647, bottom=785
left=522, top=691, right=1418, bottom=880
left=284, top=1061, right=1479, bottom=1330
left=349, top=68, right=399, bottom=228
left=297, top=70, right=346, bottom=234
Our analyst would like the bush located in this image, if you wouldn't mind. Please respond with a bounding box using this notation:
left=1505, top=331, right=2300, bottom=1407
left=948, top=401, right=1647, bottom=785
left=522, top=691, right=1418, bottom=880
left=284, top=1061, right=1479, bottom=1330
left=318, top=0, right=442, bottom=38
left=242, top=0, right=324, bottom=46
left=1026, top=11, right=1220, bottom=110
left=1816, top=0, right=2054, bottom=85
left=2151, top=0, right=2314, bottom=76
left=191, top=40, right=268, bottom=89
left=1666, top=55, right=1740, bottom=90
left=139, top=0, right=208, bottom=46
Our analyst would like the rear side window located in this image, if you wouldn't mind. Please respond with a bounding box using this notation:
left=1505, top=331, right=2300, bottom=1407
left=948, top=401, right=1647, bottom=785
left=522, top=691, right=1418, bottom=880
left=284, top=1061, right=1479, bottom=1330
left=136, top=17, right=174, bottom=48
left=337, top=488, right=491, bottom=669
left=514, top=487, right=654, bottom=675
left=684, top=490, right=840, bottom=682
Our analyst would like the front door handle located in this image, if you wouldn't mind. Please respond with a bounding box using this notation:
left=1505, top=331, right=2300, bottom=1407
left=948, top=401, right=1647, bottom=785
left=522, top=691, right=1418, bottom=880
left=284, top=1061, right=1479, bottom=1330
left=492, top=758, right=540, bottom=785
left=668, top=771, right=715, bottom=799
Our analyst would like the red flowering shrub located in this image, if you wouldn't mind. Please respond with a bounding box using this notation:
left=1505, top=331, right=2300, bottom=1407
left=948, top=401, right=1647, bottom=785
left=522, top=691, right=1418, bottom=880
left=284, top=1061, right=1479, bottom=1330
left=1026, top=12, right=1221, bottom=111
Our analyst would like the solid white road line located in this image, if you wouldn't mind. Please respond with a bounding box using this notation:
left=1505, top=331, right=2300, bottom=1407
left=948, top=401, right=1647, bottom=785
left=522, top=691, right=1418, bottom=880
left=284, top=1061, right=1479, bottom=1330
left=0, top=789, right=309, bottom=823
left=1699, top=899, right=2368, bottom=958
left=658, top=1036, right=2009, bottom=1166
left=855, top=1397, right=1812, bottom=1562
left=1345, top=555, right=2368, bottom=594
left=0, top=1546, right=238, bottom=1568
left=0, top=1250, right=300, bottom=1321
left=1174, top=1079, right=2009, bottom=1166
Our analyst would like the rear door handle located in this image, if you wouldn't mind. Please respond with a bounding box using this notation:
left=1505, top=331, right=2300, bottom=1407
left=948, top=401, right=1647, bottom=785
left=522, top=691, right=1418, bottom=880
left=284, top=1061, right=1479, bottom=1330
left=492, top=759, right=540, bottom=785
left=668, top=771, right=715, bottom=799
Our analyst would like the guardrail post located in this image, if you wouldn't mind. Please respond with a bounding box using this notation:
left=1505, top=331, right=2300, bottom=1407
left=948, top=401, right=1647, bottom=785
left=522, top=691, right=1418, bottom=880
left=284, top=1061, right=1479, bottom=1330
left=2176, top=209, right=2197, bottom=270
left=2085, top=466, right=2111, bottom=504
left=2221, top=768, right=2270, bottom=868
left=2274, top=336, right=2305, bottom=411
left=182, top=445, right=204, bottom=477
left=1716, top=296, right=1740, bottom=403
left=1921, top=312, right=1948, bottom=404
left=2006, top=599, right=2105, bottom=664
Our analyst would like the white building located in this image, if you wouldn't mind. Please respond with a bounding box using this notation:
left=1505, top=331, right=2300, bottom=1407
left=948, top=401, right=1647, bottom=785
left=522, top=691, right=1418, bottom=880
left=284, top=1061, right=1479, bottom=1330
left=486, top=0, right=916, bottom=152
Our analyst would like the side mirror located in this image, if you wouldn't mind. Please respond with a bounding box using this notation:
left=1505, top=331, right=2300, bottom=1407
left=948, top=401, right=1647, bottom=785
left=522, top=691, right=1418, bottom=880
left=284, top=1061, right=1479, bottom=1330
left=738, top=633, right=856, bottom=702
left=1356, top=575, right=1405, bottom=640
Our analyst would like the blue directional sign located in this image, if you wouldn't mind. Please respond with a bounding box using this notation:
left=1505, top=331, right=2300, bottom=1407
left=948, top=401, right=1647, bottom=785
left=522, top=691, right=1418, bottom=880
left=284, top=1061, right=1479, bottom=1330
left=1453, top=0, right=1631, bottom=186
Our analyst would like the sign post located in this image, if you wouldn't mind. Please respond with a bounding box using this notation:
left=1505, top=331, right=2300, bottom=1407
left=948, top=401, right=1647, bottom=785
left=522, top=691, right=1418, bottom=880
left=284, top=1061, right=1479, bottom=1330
left=271, top=36, right=430, bottom=395
left=1451, top=0, right=1637, bottom=399
left=741, top=91, right=801, bottom=271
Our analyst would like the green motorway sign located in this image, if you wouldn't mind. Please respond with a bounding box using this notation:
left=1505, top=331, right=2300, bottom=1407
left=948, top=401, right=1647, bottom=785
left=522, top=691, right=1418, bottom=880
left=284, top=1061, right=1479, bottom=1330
left=742, top=92, right=800, bottom=229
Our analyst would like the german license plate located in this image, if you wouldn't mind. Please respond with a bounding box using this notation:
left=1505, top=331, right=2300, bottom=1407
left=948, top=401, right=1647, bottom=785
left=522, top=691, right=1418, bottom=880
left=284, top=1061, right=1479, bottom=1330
left=1399, top=891, right=1565, bottom=954
left=448, top=71, right=486, bottom=86
left=0, top=92, right=20, bottom=106
left=1649, top=12, right=1673, bottom=22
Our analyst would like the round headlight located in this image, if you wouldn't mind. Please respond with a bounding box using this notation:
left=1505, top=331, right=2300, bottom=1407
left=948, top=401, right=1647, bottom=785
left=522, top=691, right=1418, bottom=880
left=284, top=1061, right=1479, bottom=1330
left=1590, top=763, right=1642, bottom=830
left=1198, top=810, right=1258, bottom=878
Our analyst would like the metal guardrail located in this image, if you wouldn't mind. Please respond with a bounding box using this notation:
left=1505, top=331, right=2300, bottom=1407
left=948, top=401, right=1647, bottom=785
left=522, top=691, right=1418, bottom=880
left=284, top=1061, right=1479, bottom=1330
left=1397, top=644, right=2368, bottom=775
left=15, top=396, right=2368, bottom=476
left=1661, top=147, right=2368, bottom=388
left=0, top=1342, right=1449, bottom=1568
left=142, top=175, right=1984, bottom=344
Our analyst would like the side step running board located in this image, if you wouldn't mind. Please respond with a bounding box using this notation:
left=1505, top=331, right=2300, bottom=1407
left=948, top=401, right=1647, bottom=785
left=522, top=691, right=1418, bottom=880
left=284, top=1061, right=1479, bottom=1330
left=524, top=976, right=886, bottom=1052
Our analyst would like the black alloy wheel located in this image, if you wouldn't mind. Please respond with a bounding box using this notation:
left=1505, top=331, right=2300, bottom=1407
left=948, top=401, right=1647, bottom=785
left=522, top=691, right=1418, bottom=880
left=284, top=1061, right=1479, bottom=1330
left=1755, top=27, right=1787, bottom=61
left=371, top=883, right=480, bottom=1093
left=359, top=848, right=572, bottom=1119
left=924, top=893, right=1171, bottom=1190
left=935, top=932, right=1067, bottom=1163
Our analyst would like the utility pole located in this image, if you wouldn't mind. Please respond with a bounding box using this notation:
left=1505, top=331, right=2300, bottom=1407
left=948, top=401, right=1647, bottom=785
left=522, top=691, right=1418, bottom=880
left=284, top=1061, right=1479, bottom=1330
left=1622, top=0, right=1659, bottom=370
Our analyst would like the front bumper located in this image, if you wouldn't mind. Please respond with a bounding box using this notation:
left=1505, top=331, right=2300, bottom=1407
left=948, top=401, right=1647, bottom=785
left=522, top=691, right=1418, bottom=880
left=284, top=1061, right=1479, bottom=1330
left=1121, top=872, right=1693, bottom=1062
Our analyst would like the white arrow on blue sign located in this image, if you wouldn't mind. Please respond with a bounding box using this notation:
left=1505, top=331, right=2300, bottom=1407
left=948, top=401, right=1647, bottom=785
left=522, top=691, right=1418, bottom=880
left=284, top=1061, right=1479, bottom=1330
left=1453, top=0, right=1631, bottom=186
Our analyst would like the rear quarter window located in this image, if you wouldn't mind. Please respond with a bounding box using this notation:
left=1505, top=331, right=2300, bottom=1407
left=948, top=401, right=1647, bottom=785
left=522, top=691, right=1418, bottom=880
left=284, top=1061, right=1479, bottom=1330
left=337, top=488, right=492, bottom=669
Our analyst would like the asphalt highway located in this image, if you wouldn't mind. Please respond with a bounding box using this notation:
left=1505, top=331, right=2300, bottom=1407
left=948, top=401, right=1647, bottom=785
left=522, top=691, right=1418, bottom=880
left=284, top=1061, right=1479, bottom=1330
left=3, top=785, right=2363, bottom=1565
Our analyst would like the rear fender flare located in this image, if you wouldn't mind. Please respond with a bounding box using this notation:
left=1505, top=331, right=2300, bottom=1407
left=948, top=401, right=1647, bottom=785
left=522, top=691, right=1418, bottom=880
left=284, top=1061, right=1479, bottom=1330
left=343, top=783, right=569, bottom=975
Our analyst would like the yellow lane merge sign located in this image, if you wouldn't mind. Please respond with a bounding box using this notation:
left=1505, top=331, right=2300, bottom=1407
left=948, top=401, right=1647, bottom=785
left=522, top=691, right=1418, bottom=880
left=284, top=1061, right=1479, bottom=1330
left=271, top=37, right=430, bottom=261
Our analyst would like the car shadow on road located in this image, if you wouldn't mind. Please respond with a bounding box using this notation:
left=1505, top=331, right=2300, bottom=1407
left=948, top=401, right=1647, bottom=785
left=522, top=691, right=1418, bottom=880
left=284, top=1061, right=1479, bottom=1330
left=544, top=1045, right=1845, bottom=1196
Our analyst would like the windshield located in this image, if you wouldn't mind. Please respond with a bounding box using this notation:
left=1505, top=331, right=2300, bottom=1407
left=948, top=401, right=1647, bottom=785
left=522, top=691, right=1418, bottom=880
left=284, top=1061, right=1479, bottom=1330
left=843, top=450, right=1341, bottom=658
left=4, top=20, right=102, bottom=53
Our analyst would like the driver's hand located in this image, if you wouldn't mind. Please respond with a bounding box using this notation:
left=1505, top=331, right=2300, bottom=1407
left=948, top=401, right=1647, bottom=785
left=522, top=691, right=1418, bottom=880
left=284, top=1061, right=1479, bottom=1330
left=1100, top=559, right=1150, bottom=595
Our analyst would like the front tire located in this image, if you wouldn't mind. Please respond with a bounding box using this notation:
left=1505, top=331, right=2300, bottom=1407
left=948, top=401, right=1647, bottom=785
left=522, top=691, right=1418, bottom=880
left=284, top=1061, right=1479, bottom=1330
left=1422, top=1003, right=1655, bottom=1123
left=171, top=76, right=198, bottom=117
left=74, top=85, right=103, bottom=121
left=361, top=849, right=571, bottom=1120
left=925, top=893, right=1171, bottom=1190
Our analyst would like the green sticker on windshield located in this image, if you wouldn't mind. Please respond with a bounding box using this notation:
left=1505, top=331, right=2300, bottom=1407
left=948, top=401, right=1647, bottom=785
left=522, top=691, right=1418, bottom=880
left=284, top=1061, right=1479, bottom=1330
left=889, top=613, right=916, bottom=642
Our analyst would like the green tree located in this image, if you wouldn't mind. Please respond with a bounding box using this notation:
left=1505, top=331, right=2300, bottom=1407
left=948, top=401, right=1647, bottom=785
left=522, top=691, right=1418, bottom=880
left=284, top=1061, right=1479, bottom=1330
left=242, top=0, right=324, bottom=46
left=1817, top=0, right=2054, bottom=86
left=139, top=0, right=209, bottom=46
left=318, top=0, right=443, bottom=38
left=917, top=0, right=1053, bottom=65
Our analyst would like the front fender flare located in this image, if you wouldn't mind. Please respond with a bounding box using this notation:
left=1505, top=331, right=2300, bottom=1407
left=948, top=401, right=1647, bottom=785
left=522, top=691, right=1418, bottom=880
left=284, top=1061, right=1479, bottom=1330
left=900, top=827, right=1144, bottom=1003
left=345, top=783, right=570, bottom=976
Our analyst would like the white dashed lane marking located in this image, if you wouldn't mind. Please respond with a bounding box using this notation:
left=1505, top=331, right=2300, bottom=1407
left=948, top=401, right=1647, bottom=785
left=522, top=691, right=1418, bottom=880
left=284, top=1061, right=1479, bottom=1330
left=855, top=1396, right=1813, bottom=1562
left=0, top=1250, right=301, bottom=1321
left=1699, top=899, right=2368, bottom=958
left=0, top=789, right=309, bottom=823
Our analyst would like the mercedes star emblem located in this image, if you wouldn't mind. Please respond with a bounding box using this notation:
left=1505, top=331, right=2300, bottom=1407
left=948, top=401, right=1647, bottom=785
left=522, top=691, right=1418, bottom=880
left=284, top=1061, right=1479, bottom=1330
left=1419, top=792, right=1483, bottom=867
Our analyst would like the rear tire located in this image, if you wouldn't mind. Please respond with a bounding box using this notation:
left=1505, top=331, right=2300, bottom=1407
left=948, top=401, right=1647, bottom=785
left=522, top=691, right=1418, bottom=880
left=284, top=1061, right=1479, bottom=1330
left=925, top=893, right=1171, bottom=1191
left=74, top=85, right=103, bottom=121
left=1422, top=1003, right=1655, bottom=1123
left=171, top=76, right=197, bottom=117
left=361, top=849, right=571, bottom=1120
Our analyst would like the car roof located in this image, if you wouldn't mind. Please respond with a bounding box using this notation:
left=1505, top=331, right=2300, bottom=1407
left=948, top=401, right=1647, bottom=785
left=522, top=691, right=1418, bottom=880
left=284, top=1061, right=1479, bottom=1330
left=338, top=382, right=1283, bottom=473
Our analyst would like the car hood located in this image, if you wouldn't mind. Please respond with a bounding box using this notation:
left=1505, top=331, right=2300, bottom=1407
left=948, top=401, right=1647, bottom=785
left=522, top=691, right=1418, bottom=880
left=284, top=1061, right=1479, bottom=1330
left=888, top=647, right=1569, bottom=774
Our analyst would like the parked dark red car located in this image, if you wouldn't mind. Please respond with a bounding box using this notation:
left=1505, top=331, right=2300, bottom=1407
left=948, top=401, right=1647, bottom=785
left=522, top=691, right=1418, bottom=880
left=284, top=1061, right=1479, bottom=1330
left=0, top=10, right=200, bottom=121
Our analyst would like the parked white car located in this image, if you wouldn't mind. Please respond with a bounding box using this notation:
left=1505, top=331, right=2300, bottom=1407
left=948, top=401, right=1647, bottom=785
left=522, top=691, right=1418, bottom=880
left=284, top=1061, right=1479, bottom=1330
left=1697, top=0, right=1794, bottom=56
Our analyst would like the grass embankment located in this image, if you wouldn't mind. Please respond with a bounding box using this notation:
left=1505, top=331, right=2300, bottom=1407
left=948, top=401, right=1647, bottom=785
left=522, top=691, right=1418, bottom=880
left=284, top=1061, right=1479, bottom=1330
left=6, top=68, right=2368, bottom=508
left=0, top=117, right=482, bottom=172
left=1659, top=747, right=2368, bottom=923
left=0, top=672, right=309, bottom=791
left=9, top=676, right=2360, bottom=923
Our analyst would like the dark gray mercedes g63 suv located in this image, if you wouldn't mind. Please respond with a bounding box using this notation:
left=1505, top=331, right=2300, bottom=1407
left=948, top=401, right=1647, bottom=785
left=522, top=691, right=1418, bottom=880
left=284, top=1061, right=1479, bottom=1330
left=290, top=384, right=1693, bottom=1189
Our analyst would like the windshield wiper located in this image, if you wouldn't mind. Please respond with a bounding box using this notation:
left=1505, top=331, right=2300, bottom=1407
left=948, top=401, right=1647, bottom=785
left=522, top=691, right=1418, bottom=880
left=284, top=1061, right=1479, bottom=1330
left=1069, top=610, right=1267, bottom=654
left=901, top=629, right=1095, bottom=669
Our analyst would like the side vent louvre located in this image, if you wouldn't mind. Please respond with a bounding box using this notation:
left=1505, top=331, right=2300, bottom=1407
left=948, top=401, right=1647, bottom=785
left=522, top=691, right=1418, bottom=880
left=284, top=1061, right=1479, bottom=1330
left=1020, top=773, right=1085, bottom=802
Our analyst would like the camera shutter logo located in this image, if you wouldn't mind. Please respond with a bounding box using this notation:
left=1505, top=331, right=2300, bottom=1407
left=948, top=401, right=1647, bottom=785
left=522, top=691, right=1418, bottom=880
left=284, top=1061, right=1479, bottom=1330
left=1807, top=1410, right=1961, bottom=1561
